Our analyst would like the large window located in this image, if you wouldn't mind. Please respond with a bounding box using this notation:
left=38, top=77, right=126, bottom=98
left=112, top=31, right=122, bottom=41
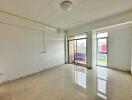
left=75, top=39, right=86, bottom=64
left=96, top=32, right=108, bottom=67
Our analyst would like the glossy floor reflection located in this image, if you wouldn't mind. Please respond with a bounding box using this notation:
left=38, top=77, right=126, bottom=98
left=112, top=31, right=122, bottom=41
left=0, top=64, right=132, bottom=100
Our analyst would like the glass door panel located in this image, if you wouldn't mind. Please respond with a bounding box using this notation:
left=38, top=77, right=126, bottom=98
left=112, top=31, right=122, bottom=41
left=97, top=39, right=107, bottom=53
left=97, top=53, right=107, bottom=66
left=75, top=39, right=86, bottom=64
left=97, top=38, right=108, bottom=66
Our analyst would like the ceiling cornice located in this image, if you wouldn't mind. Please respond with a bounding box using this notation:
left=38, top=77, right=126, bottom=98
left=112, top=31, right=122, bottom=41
left=0, top=9, right=65, bottom=31
left=68, top=9, right=132, bottom=34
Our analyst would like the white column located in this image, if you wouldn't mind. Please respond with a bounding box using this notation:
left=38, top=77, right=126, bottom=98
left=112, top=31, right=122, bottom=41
left=64, top=34, right=68, bottom=63
left=92, top=31, right=97, bottom=69
left=86, top=31, right=93, bottom=68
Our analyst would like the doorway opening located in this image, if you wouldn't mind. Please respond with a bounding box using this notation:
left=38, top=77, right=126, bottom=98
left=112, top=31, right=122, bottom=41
left=68, top=34, right=87, bottom=65
left=96, top=32, right=108, bottom=67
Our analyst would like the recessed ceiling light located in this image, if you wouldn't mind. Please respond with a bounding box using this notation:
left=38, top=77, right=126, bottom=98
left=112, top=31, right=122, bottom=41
left=61, top=1, right=73, bottom=11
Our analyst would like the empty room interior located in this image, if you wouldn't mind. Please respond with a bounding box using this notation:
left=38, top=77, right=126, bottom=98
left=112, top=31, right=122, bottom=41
left=0, top=0, right=132, bottom=100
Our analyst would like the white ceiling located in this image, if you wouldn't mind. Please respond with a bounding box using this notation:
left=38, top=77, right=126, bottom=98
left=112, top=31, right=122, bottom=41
left=0, top=0, right=132, bottom=30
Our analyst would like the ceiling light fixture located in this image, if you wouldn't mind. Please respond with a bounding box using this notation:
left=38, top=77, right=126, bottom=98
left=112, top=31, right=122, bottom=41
left=61, top=1, right=73, bottom=11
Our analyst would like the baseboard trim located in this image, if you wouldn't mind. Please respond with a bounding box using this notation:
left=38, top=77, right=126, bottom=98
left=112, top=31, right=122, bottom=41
left=98, top=66, right=131, bottom=73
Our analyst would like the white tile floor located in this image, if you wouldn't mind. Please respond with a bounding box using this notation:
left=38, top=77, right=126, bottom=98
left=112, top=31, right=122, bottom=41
left=0, top=64, right=132, bottom=100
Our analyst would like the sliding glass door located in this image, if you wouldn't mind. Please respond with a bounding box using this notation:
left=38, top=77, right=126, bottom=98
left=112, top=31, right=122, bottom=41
left=68, top=34, right=87, bottom=65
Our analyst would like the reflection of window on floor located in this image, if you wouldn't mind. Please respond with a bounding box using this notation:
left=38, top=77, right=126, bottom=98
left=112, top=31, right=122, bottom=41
left=97, top=67, right=107, bottom=100
left=97, top=67, right=107, bottom=80
left=97, top=92, right=107, bottom=100
left=98, top=79, right=106, bottom=93
left=75, top=69, right=86, bottom=89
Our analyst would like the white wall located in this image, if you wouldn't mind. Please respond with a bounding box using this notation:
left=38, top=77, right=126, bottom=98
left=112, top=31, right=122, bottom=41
left=108, top=27, right=131, bottom=71
left=95, top=26, right=132, bottom=71
left=0, top=22, right=65, bottom=83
